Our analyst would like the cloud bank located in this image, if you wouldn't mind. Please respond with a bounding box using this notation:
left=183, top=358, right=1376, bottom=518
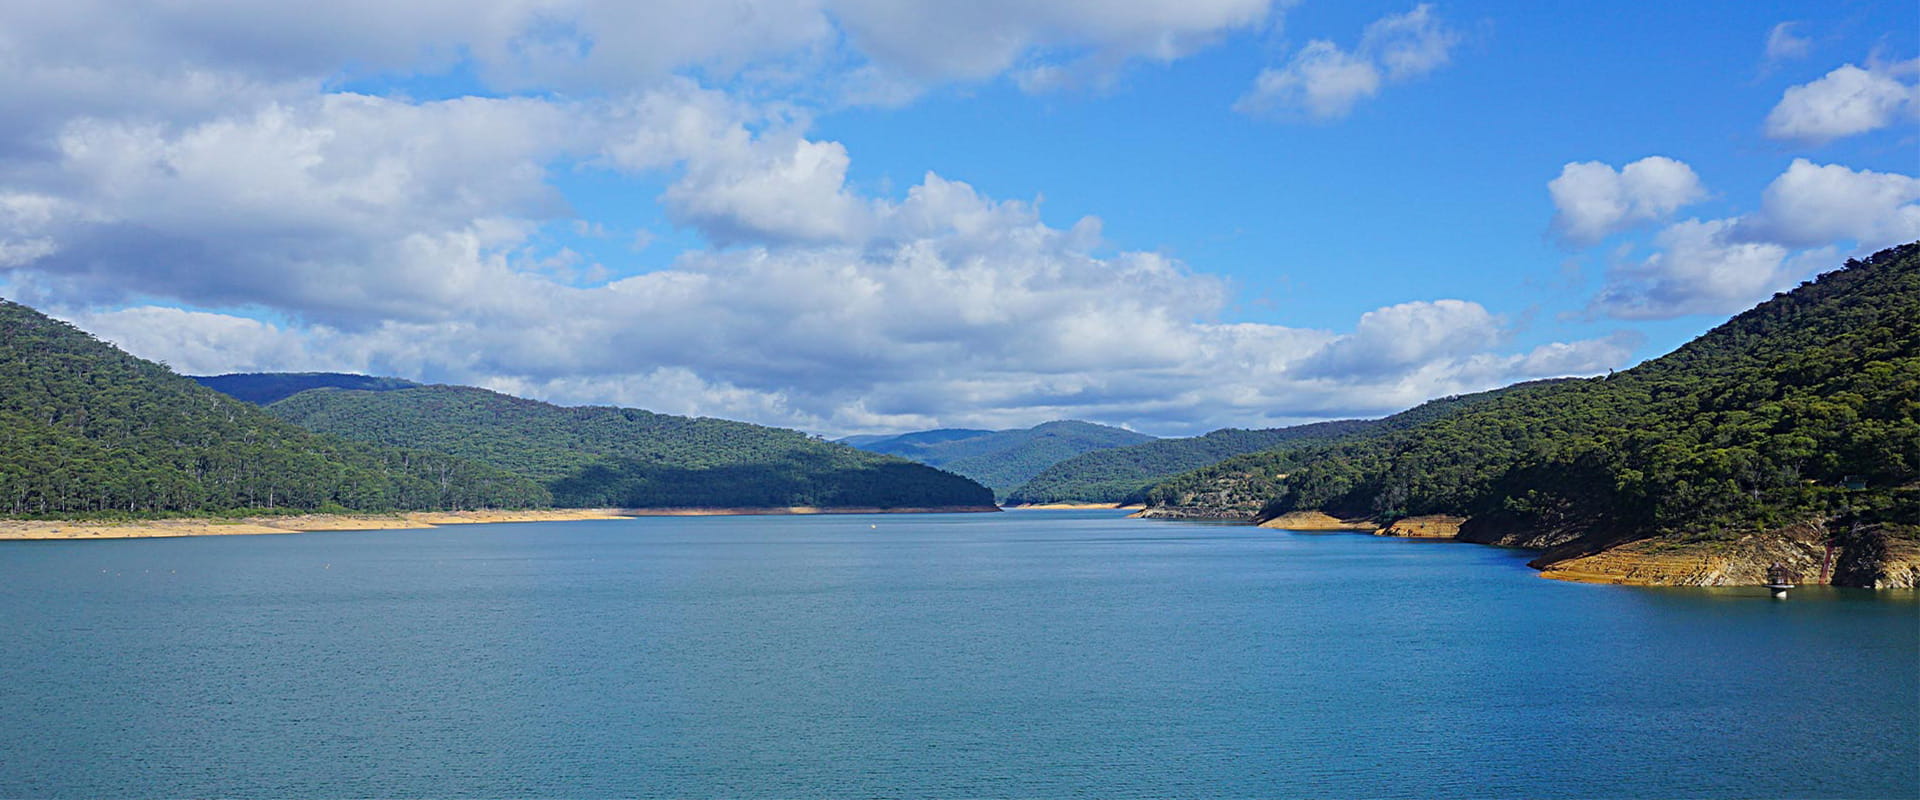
left=0, top=0, right=1632, bottom=436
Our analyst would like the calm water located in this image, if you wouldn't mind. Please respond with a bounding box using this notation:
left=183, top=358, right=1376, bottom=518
left=1, top=510, right=1915, bottom=798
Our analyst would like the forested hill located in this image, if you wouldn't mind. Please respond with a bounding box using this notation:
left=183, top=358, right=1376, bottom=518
left=194, top=372, right=419, bottom=405
left=1004, top=422, right=1368, bottom=506
left=841, top=420, right=1155, bottom=499
left=1144, top=243, right=1920, bottom=585
left=0, top=301, right=549, bottom=516
left=268, top=385, right=995, bottom=510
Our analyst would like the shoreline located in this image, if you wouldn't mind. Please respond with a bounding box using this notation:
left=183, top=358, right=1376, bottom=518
left=0, top=509, right=635, bottom=541
left=618, top=505, right=1002, bottom=517
left=0, top=505, right=1001, bottom=541
left=1001, top=502, right=1144, bottom=511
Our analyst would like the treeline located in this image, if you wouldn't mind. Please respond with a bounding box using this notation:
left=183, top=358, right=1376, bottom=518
left=1146, top=242, right=1920, bottom=546
left=266, top=385, right=994, bottom=509
left=0, top=301, right=549, bottom=516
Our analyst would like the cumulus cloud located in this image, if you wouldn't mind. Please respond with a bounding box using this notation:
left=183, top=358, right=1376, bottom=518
left=1548, top=156, right=1708, bottom=245
left=832, top=0, right=1273, bottom=84
left=1764, top=60, right=1920, bottom=144
left=0, top=0, right=1629, bottom=435
left=1589, top=218, right=1793, bottom=320
left=25, top=151, right=1628, bottom=436
left=1740, top=159, right=1920, bottom=248
left=1235, top=3, right=1459, bottom=120
left=1297, top=299, right=1501, bottom=378
left=0, top=0, right=1283, bottom=117
left=1580, top=157, right=1920, bottom=321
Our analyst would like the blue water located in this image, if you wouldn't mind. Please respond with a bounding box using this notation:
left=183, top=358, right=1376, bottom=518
left=1, top=510, right=1915, bottom=798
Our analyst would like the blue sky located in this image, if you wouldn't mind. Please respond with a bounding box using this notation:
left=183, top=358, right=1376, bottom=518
left=1, top=0, right=1915, bottom=435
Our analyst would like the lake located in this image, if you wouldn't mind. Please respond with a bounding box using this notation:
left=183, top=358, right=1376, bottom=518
left=2, top=509, right=1915, bottom=798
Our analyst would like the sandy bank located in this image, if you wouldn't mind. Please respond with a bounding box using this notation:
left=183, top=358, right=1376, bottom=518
left=1375, top=515, right=1467, bottom=539
left=0, top=505, right=1008, bottom=540
left=1256, top=511, right=1377, bottom=531
left=0, top=508, right=635, bottom=541
left=1002, top=502, right=1144, bottom=511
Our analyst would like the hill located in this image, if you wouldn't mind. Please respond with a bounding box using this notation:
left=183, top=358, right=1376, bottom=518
left=0, top=301, right=549, bottom=516
left=268, top=385, right=995, bottom=510
left=194, top=372, right=420, bottom=405
left=1142, top=243, right=1920, bottom=587
left=843, top=420, right=1155, bottom=498
left=1003, top=384, right=1569, bottom=506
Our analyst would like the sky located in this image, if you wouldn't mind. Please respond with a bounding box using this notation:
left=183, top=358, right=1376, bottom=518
left=0, top=0, right=1915, bottom=437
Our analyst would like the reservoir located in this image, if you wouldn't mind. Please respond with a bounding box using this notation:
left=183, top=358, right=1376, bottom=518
left=2, top=509, right=1914, bottom=798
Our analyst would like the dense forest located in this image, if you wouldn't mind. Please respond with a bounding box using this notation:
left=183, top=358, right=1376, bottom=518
left=267, top=385, right=993, bottom=509
left=1145, top=243, right=1920, bottom=557
left=1006, top=382, right=1571, bottom=506
left=842, top=420, right=1155, bottom=499
left=193, top=372, right=420, bottom=405
left=0, top=301, right=550, bottom=516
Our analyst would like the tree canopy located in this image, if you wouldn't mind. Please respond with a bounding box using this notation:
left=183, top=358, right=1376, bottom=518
left=268, top=384, right=994, bottom=509
left=1144, top=242, right=1920, bottom=551
left=0, top=301, right=548, bottom=516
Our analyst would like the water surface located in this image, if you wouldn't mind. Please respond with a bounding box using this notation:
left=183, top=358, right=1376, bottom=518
left=2, top=510, right=1914, bottom=798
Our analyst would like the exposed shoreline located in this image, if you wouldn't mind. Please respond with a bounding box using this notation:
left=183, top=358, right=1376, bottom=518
left=618, top=505, right=1002, bottom=517
left=0, top=505, right=1000, bottom=541
left=0, top=509, right=635, bottom=540
left=1001, top=502, right=1144, bottom=511
left=1247, top=509, right=1918, bottom=589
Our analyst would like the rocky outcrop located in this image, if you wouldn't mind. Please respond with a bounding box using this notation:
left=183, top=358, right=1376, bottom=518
left=1375, top=515, right=1466, bottom=539
left=1255, top=511, right=1376, bottom=531
left=1535, top=520, right=1920, bottom=588
left=1254, top=511, right=1463, bottom=538
left=1829, top=522, right=1920, bottom=589
left=1132, top=505, right=1260, bottom=521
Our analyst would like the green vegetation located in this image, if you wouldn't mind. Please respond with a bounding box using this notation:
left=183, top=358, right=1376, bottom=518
left=1007, top=383, right=1571, bottom=505
left=269, top=385, right=993, bottom=509
left=1145, top=242, right=1920, bottom=550
left=194, top=372, right=420, bottom=405
left=843, top=420, right=1155, bottom=499
left=0, top=301, right=549, bottom=516
left=1005, top=424, right=1364, bottom=505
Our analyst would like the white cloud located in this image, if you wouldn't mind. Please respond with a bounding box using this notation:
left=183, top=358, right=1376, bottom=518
left=1580, top=156, right=1920, bottom=321
left=1235, top=3, right=1458, bottom=120
left=1741, top=159, right=1920, bottom=248
left=1764, top=61, right=1920, bottom=144
left=0, top=0, right=1629, bottom=436
left=1549, top=156, right=1708, bottom=245
left=38, top=163, right=1624, bottom=436
left=830, top=0, right=1274, bottom=83
left=1590, top=218, right=1792, bottom=320
left=1298, top=299, right=1501, bottom=377
left=1764, top=22, right=1811, bottom=65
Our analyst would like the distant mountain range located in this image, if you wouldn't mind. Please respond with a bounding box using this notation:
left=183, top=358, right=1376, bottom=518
left=841, top=420, right=1155, bottom=499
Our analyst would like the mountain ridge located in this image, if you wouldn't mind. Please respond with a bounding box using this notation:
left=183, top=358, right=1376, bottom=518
left=267, top=383, right=996, bottom=511
left=842, top=420, right=1156, bottom=499
left=1140, top=242, right=1920, bottom=588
